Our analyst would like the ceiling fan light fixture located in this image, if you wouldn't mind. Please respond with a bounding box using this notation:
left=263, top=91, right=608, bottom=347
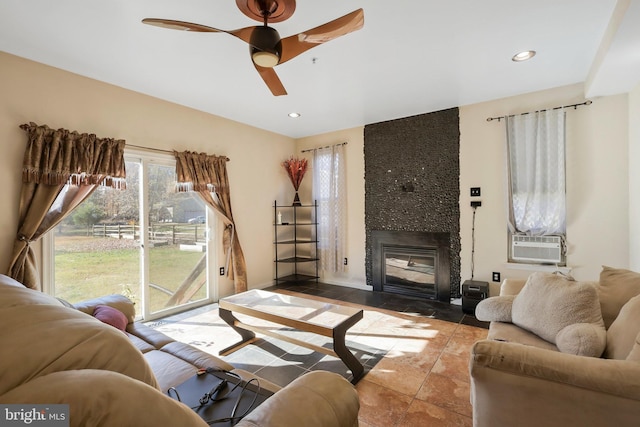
left=252, top=50, right=280, bottom=67
left=288, top=112, right=301, bottom=118
left=512, top=50, right=536, bottom=62
left=250, top=26, right=282, bottom=68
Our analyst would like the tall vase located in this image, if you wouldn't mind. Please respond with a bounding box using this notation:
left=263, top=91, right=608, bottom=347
left=292, top=191, right=301, bottom=206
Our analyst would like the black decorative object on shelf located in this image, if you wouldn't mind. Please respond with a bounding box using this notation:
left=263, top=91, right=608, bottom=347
left=274, top=200, right=319, bottom=284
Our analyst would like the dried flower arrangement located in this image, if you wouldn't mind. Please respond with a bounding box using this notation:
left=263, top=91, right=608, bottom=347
left=282, top=156, right=308, bottom=205
left=282, top=156, right=308, bottom=191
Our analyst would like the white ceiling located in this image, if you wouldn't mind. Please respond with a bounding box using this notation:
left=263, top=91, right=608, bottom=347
left=1, top=0, right=638, bottom=138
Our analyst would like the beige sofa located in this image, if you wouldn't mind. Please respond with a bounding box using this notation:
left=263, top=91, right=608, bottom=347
left=0, top=274, right=359, bottom=427
left=469, top=267, right=640, bottom=427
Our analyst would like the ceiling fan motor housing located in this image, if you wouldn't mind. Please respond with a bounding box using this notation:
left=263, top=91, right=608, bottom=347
left=250, top=26, right=282, bottom=67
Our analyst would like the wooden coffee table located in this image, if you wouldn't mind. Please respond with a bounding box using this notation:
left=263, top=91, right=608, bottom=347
left=218, top=289, right=364, bottom=383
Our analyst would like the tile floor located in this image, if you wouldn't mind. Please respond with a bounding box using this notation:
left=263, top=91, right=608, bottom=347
left=151, top=283, right=489, bottom=427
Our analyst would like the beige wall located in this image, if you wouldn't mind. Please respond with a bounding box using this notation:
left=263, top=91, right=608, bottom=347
left=460, top=85, right=629, bottom=295
left=630, top=82, right=640, bottom=271
left=0, top=51, right=295, bottom=298
left=297, top=84, right=631, bottom=296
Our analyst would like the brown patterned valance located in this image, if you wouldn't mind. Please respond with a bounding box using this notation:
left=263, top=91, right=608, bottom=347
left=19, top=122, right=126, bottom=189
left=173, top=150, right=230, bottom=193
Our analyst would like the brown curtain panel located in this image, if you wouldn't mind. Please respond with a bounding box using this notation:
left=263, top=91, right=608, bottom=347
left=174, top=150, right=247, bottom=294
left=8, top=122, right=126, bottom=289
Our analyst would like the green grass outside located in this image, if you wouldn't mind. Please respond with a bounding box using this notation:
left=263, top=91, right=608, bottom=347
left=55, top=238, right=207, bottom=315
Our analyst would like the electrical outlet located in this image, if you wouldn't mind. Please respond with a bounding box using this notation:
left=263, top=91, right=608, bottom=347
left=492, top=272, right=501, bottom=282
left=471, top=201, right=482, bottom=207
left=470, top=187, right=481, bottom=197
left=343, top=258, right=348, bottom=265
left=219, top=267, right=225, bottom=276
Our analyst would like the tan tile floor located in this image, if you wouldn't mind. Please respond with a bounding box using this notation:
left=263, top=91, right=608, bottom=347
left=152, top=288, right=488, bottom=427
left=351, top=313, right=487, bottom=426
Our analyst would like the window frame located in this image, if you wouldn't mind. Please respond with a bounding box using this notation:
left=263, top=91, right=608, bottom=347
left=42, top=148, right=218, bottom=320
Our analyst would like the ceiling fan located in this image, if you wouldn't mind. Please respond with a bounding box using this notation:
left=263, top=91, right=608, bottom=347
left=142, top=0, right=364, bottom=96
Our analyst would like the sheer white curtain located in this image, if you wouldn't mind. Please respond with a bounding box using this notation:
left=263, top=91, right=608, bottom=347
left=506, top=109, right=566, bottom=236
left=312, top=144, right=347, bottom=273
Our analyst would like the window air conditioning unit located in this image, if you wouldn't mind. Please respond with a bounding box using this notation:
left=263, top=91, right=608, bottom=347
left=511, top=235, right=563, bottom=264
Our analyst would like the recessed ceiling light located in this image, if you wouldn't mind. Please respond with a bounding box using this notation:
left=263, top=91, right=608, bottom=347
left=288, top=112, right=301, bottom=118
left=512, top=50, right=536, bottom=62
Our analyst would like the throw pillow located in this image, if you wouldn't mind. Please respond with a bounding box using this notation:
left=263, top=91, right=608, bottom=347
left=475, top=295, right=515, bottom=323
left=604, top=293, right=640, bottom=360
left=556, top=323, right=607, bottom=357
left=598, top=266, right=640, bottom=329
left=512, top=272, right=606, bottom=357
left=93, top=304, right=128, bottom=331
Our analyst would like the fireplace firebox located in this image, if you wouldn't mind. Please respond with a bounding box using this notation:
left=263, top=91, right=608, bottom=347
left=371, top=230, right=450, bottom=302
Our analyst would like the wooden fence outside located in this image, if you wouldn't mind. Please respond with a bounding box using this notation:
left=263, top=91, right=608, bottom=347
left=91, top=224, right=206, bottom=245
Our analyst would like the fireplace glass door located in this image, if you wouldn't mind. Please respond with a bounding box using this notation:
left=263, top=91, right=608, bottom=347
left=383, top=247, right=437, bottom=298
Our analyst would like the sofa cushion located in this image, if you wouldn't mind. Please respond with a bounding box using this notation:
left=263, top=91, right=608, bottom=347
left=0, top=370, right=208, bottom=427
left=0, top=282, right=159, bottom=395
left=93, top=304, right=128, bottom=331
left=512, top=272, right=606, bottom=357
left=144, top=349, right=200, bottom=393
left=237, top=371, right=358, bottom=427
left=627, top=334, right=640, bottom=362
left=605, top=294, right=640, bottom=360
left=126, top=332, right=157, bottom=353
left=160, top=341, right=234, bottom=371
left=127, top=321, right=175, bottom=348
left=487, top=321, right=559, bottom=351
left=598, top=266, right=640, bottom=329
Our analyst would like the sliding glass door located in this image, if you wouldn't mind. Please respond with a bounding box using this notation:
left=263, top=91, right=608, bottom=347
left=46, top=152, right=213, bottom=320
left=145, top=161, right=210, bottom=316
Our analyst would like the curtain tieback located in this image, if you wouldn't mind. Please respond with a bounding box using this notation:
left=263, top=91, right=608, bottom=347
left=224, top=224, right=235, bottom=275
left=18, top=234, right=31, bottom=248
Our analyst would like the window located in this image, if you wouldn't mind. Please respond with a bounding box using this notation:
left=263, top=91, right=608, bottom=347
left=506, top=109, right=566, bottom=264
left=312, top=144, right=347, bottom=273
left=44, top=151, right=214, bottom=320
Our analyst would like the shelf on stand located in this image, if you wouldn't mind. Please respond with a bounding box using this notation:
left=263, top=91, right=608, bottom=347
left=274, top=201, right=319, bottom=285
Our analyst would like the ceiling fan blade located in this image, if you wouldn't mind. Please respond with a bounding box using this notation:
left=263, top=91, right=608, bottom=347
left=142, top=18, right=225, bottom=32
left=279, top=8, right=364, bottom=64
left=143, top=18, right=256, bottom=45
left=253, top=64, right=287, bottom=96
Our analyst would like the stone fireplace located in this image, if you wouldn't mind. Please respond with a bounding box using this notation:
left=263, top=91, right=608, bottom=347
left=364, top=107, right=461, bottom=300
left=371, top=230, right=450, bottom=302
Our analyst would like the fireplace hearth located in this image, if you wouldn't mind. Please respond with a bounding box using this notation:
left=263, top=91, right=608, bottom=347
left=370, top=230, right=450, bottom=302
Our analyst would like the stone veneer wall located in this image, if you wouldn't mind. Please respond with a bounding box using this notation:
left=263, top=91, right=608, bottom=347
left=364, top=107, right=461, bottom=298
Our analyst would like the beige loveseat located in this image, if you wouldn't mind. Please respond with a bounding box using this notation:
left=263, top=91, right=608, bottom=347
left=469, top=267, right=640, bottom=427
left=0, top=274, right=359, bottom=427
